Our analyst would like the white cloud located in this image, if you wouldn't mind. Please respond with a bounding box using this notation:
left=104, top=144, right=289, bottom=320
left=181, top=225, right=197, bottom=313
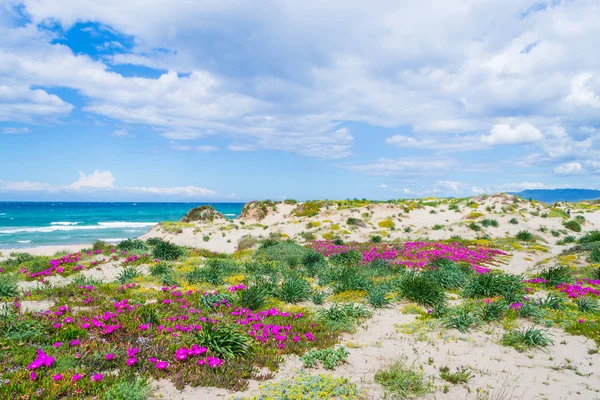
left=70, top=170, right=116, bottom=188
left=343, top=157, right=453, bottom=176
left=385, top=134, right=485, bottom=152
left=554, top=162, right=583, bottom=175
left=471, top=186, right=485, bottom=194
left=379, top=184, right=387, bottom=189
left=437, top=180, right=461, bottom=193
left=124, top=186, right=217, bottom=196
left=112, top=129, right=129, bottom=137
left=170, top=143, right=219, bottom=152
left=1, top=127, right=30, bottom=134
left=500, top=182, right=546, bottom=192
left=481, top=123, right=543, bottom=145
left=0, top=170, right=217, bottom=197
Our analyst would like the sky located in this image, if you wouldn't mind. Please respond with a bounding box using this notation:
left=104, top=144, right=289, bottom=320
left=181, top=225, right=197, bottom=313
left=0, top=0, right=599, bottom=202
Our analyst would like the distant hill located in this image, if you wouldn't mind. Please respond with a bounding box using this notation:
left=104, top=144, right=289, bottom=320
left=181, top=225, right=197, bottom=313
left=512, top=189, right=600, bottom=203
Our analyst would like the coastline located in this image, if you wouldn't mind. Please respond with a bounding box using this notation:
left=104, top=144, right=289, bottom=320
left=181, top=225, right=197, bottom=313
left=0, top=243, right=92, bottom=260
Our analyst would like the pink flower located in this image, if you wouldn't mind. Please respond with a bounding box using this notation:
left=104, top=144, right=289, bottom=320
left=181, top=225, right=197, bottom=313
left=578, top=318, right=585, bottom=323
left=91, top=374, right=103, bottom=381
left=70, top=339, right=80, bottom=346
left=105, top=353, right=115, bottom=360
left=72, top=374, right=83, bottom=382
left=127, top=357, right=137, bottom=366
left=54, top=342, right=62, bottom=348
left=30, top=372, right=37, bottom=380
left=52, top=374, right=63, bottom=381
left=156, top=361, right=168, bottom=369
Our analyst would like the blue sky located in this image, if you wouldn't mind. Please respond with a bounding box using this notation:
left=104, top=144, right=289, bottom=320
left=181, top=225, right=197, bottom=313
left=1, top=0, right=599, bottom=202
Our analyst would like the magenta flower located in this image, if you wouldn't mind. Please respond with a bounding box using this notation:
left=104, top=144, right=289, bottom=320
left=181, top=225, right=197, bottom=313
left=579, top=318, right=585, bottom=323
left=156, top=361, right=168, bottom=369
left=105, top=353, right=115, bottom=361
left=72, top=374, right=83, bottom=382
left=52, top=374, right=63, bottom=381
left=91, top=374, right=103, bottom=381
left=127, top=357, right=137, bottom=366
left=70, top=339, right=80, bottom=346
left=149, top=357, right=157, bottom=363
left=53, top=342, right=62, bottom=348
left=30, top=371, right=37, bottom=380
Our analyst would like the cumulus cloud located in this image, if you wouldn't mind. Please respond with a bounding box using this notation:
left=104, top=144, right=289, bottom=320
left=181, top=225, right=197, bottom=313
left=0, top=170, right=216, bottom=197
left=554, top=162, right=583, bottom=175
left=481, top=123, right=543, bottom=145
left=70, top=170, right=116, bottom=188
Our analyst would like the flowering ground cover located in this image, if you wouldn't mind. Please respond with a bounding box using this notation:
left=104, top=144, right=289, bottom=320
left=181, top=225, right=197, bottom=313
left=0, top=234, right=598, bottom=399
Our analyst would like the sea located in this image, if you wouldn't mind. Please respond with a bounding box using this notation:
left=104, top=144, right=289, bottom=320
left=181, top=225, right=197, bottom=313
left=0, top=202, right=244, bottom=249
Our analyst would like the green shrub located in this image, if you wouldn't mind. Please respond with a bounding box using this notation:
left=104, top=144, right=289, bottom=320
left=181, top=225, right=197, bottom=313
left=371, top=235, right=382, bottom=243
left=463, top=272, right=524, bottom=302
left=152, top=239, right=185, bottom=261
left=238, top=284, right=270, bottom=310
left=253, top=242, right=314, bottom=266
left=509, top=218, right=518, bottom=225
left=0, top=275, right=18, bottom=298
left=236, top=235, right=259, bottom=251
left=398, top=273, right=446, bottom=308
left=333, top=267, right=371, bottom=293
left=329, top=250, right=362, bottom=267
left=439, top=365, right=472, bottom=384
left=302, top=252, right=327, bottom=276
left=515, top=230, right=534, bottom=241
left=377, top=219, right=395, bottom=229
left=442, top=308, right=480, bottom=332
left=92, top=240, right=112, bottom=251
left=194, top=323, right=253, bottom=360
left=279, top=276, right=311, bottom=303
left=588, top=247, right=600, bottom=263
left=116, top=266, right=141, bottom=284
left=116, top=239, right=148, bottom=252
left=557, top=235, right=577, bottom=245
left=346, top=217, right=366, bottom=227
left=580, top=231, right=600, bottom=244
left=481, top=219, right=499, bottom=228
left=374, top=360, right=431, bottom=399
left=481, top=300, right=509, bottom=321
left=539, top=266, right=572, bottom=286
left=242, top=373, right=364, bottom=399
left=422, top=258, right=469, bottom=289
left=312, top=291, right=326, bottom=305
left=563, top=220, right=582, bottom=232
left=300, top=346, right=349, bottom=370
left=149, top=261, right=173, bottom=277
left=468, top=222, right=481, bottom=232
left=501, top=327, right=553, bottom=352
left=318, top=303, right=371, bottom=332
left=103, top=377, right=151, bottom=400
left=574, top=215, right=586, bottom=224
left=538, top=295, right=565, bottom=310
left=577, top=297, right=599, bottom=313
left=368, top=286, right=390, bottom=308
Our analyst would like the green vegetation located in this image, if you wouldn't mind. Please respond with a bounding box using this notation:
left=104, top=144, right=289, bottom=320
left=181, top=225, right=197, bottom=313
left=563, top=220, right=582, bottom=232
left=374, top=360, right=431, bottom=399
left=501, top=327, right=553, bottom=352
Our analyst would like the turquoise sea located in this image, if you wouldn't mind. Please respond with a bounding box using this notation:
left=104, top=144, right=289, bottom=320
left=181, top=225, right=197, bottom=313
left=0, top=202, right=244, bottom=249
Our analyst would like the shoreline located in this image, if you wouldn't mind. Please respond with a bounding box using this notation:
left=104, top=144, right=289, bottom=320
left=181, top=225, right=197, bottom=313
left=0, top=243, right=92, bottom=260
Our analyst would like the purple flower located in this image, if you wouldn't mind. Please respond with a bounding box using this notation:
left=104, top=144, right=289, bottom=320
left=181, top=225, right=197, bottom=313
left=105, top=353, right=115, bottom=361
left=52, top=374, right=63, bottom=381
left=72, top=374, right=83, bottom=382
left=91, top=374, right=103, bottom=381
left=156, top=361, right=168, bottom=369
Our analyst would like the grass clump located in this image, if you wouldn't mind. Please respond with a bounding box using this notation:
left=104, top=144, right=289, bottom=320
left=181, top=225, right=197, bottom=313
left=563, top=220, right=582, bottom=232
left=515, top=230, right=534, bottom=241
left=463, top=272, right=524, bottom=302
left=539, top=266, right=572, bottom=286
left=318, top=303, right=371, bottom=332
left=151, top=239, right=185, bottom=261
left=194, top=323, right=253, bottom=360
left=329, top=250, right=363, bottom=267
left=0, top=275, right=18, bottom=298
left=103, top=377, right=151, bottom=400
left=116, top=266, right=141, bottom=284
left=236, top=235, right=259, bottom=251
left=398, top=273, right=446, bottom=308
left=374, top=360, right=431, bottom=399
left=377, top=219, right=395, bottom=229
left=116, top=239, right=148, bottom=252
left=509, top=218, right=518, bottom=225
left=422, top=258, right=470, bottom=290
left=300, top=346, right=349, bottom=370
left=240, top=373, right=364, bottom=399
left=439, top=365, right=472, bottom=384
left=588, top=247, right=600, bottom=263
left=481, top=219, right=499, bottom=228
left=279, top=276, right=311, bottom=303
left=557, top=235, right=577, bottom=245
left=253, top=242, right=313, bottom=266
left=501, top=327, right=553, bottom=352
left=579, top=230, right=600, bottom=244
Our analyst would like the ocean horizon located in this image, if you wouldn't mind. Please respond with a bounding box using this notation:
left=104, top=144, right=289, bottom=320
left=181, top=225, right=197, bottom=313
left=0, top=202, right=244, bottom=249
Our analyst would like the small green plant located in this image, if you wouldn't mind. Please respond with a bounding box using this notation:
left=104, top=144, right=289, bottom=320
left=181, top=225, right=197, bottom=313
left=238, top=284, right=269, bottom=310
left=481, top=219, right=499, bottom=228
left=368, top=286, right=390, bottom=308
left=116, top=239, right=148, bottom=252
left=398, top=272, right=446, bottom=308
left=577, top=297, right=599, bottom=313
left=329, top=250, right=363, bottom=267
left=152, top=239, right=185, bottom=261
left=515, top=230, right=534, bottom=241
left=0, top=275, right=18, bottom=298
left=374, top=360, right=431, bottom=399
left=509, top=218, right=518, bottom=225
left=103, top=377, right=151, bottom=400
left=439, top=365, right=472, bottom=384
left=242, top=373, right=364, bottom=399
left=502, top=327, right=553, bottom=352
left=468, top=222, right=482, bottom=232
left=194, top=323, right=253, bottom=360
left=442, top=308, right=480, bottom=332
left=312, top=291, right=326, bottom=305
left=588, top=247, right=600, bottom=263
left=580, top=230, right=600, bottom=244
left=300, top=346, right=349, bottom=369
left=149, top=261, right=173, bottom=277
left=279, top=276, right=311, bottom=303
left=371, top=235, right=383, bottom=243
left=563, top=220, right=582, bottom=233
left=318, top=303, right=371, bottom=332
left=378, top=219, right=395, bottom=229
left=116, top=266, right=141, bottom=284
left=557, top=235, right=577, bottom=245
left=539, top=266, right=572, bottom=286
left=463, top=272, right=524, bottom=302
